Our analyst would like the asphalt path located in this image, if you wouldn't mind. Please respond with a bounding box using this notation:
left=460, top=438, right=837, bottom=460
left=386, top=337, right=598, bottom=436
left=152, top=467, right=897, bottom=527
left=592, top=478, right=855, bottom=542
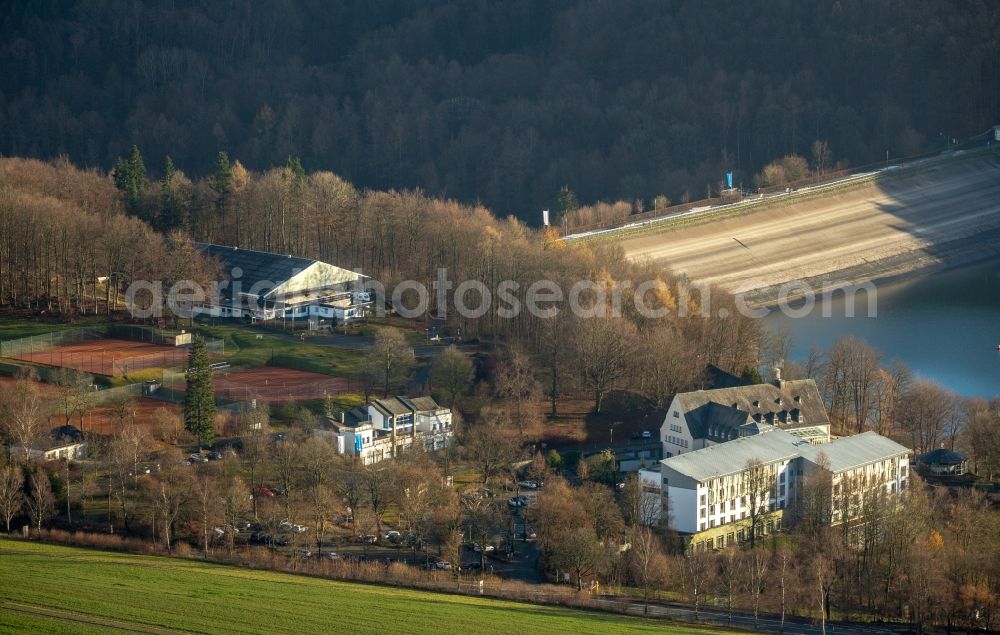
left=590, top=596, right=909, bottom=634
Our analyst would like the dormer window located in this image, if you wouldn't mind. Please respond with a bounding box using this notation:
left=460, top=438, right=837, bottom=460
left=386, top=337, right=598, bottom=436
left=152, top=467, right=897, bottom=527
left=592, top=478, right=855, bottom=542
left=775, top=397, right=782, bottom=405
left=753, top=400, right=760, bottom=408
left=794, top=395, right=802, bottom=403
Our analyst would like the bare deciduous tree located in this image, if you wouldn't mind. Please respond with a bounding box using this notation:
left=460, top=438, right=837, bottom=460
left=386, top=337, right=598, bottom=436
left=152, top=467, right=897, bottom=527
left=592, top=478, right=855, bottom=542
left=720, top=546, right=743, bottom=624
left=192, top=466, right=221, bottom=557
left=898, top=379, right=956, bottom=454
left=429, top=345, right=474, bottom=407
left=743, top=458, right=772, bottom=548
left=363, top=327, right=415, bottom=399
left=1, top=379, right=48, bottom=463
left=574, top=316, right=636, bottom=413
left=628, top=526, right=668, bottom=614
left=745, top=547, right=771, bottom=628
left=105, top=424, right=149, bottom=534
left=220, top=476, right=249, bottom=554
left=641, top=325, right=701, bottom=408
left=238, top=403, right=270, bottom=520
left=150, top=447, right=191, bottom=550
left=25, top=467, right=55, bottom=530
left=463, top=423, right=520, bottom=488
left=298, top=437, right=337, bottom=548
left=679, top=549, right=715, bottom=619
left=493, top=348, right=540, bottom=432
left=0, top=465, right=25, bottom=532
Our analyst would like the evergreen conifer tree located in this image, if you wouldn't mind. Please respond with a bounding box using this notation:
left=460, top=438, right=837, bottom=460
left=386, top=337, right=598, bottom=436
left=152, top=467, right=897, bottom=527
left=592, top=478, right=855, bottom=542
left=184, top=336, right=216, bottom=447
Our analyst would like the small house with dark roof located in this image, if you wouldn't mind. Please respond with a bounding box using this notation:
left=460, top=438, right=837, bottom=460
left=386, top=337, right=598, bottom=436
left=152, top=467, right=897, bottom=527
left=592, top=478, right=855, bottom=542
left=192, top=243, right=372, bottom=322
left=916, top=447, right=968, bottom=476
left=14, top=425, right=87, bottom=461
left=660, top=372, right=830, bottom=458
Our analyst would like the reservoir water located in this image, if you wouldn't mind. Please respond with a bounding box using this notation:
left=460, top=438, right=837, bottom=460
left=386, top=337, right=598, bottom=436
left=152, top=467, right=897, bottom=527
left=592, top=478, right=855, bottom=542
left=764, top=258, right=1000, bottom=398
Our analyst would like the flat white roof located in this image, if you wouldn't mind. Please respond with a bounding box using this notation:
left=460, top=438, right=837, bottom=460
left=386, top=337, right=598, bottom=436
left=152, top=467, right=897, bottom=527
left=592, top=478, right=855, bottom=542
left=659, top=429, right=910, bottom=482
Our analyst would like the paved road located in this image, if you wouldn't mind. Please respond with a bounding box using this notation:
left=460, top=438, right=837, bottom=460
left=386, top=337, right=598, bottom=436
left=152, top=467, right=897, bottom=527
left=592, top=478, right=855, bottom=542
left=617, top=153, right=1000, bottom=299
left=590, top=596, right=908, bottom=634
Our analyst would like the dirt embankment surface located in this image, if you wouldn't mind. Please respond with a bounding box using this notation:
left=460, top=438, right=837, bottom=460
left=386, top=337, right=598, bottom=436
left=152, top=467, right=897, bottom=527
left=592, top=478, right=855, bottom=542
left=620, top=154, right=1000, bottom=305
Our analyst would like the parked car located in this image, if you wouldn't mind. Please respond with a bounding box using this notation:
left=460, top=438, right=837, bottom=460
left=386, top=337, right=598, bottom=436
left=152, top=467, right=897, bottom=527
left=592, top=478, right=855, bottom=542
left=641, top=430, right=652, bottom=439
left=470, top=543, right=495, bottom=553
left=206, top=451, right=223, bottom=460
left=434, top=561, right=452, bottom=570
left=462, top=562, right=483, bottom=571
left=255, top=486, right=276, bottom=498
left=507, top=496, right=528, bottom=508
left=384, top=530, right=402, bottom=544
left=189, top=453, right=208, bottom=463
left=321, top=551, right=340, bottom=561
left=517, top=480, right=538, bottom=490
left=279, top=520, right=308, bottom=533
left=295, top=548, right=312, bottom=558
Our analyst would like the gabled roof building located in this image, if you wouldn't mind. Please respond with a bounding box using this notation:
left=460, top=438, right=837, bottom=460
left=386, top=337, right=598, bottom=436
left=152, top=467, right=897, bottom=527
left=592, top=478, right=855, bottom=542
left=192, top=244, right=371, bottom=322
left=660, top=372, right=830, bottom=458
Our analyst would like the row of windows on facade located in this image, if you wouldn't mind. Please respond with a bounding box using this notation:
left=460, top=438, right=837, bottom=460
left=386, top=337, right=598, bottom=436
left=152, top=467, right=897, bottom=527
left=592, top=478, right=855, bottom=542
left=699, top=499, right=787, bottom=532
left=691, top=467, right=790, bottom=505
left=666, top=435, right=689, bottom=448
left=700, top=482, right=789, bottom=513
left=693, top=519, right=782, bottom=551
left=831, top=478, right=907, bottom=522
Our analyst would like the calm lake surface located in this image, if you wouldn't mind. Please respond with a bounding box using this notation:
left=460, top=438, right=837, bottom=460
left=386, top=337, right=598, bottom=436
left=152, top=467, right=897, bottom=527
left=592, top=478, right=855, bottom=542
left=764, top=258, right=1000, bottom=398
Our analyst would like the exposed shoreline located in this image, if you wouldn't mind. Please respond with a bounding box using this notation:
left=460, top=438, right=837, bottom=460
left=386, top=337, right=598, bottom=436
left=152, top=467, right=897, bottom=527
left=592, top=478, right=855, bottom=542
left=745, top=226, right=1000, bottom=310
left=618, top=152, right=1000, bottom=312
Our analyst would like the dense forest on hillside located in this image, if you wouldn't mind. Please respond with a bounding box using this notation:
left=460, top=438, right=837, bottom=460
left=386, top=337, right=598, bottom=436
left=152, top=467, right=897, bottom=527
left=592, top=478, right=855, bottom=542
left=0, top=154, right=767, bottom=415
left=2, top=0, right=999, bottom=220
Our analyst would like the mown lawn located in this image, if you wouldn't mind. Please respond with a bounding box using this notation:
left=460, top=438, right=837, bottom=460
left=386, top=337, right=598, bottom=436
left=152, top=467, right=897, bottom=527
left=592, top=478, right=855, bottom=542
left=0, top=539, right=727, bottom=635
left=193, top=324, right=366, bottom=377
left=0, top=317, right=83, bottom=342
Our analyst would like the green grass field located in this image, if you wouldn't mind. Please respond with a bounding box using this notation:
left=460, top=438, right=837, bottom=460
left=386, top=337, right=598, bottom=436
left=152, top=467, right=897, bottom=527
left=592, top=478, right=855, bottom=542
left=193, top=324, right=366, bottom=377
left=0, top=317, right=82, bottom=342
left=0, top=539, right=730, bottom=634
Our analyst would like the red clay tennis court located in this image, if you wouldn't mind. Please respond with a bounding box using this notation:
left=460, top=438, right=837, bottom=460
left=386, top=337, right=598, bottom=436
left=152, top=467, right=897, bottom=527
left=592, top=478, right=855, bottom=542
left=0, top=377, right=181, bottom=436
left=212, top=367, right=359, bottom=403
left=82, top=398, right=183, bottom=436
left=7, top=338, right=189, bottom=376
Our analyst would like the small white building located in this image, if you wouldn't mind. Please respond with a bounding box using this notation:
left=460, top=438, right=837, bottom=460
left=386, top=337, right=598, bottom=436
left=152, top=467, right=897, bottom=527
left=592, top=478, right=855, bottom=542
left=13, top=425, right=87, bottom=461
left=329, top=396, right=453, bottom=464
left=639, top=429, right=910, bottom=549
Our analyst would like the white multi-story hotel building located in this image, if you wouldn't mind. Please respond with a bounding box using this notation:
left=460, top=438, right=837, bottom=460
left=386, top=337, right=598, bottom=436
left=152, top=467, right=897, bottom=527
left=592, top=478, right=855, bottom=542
left=640, top=428, right=910, bottom=550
